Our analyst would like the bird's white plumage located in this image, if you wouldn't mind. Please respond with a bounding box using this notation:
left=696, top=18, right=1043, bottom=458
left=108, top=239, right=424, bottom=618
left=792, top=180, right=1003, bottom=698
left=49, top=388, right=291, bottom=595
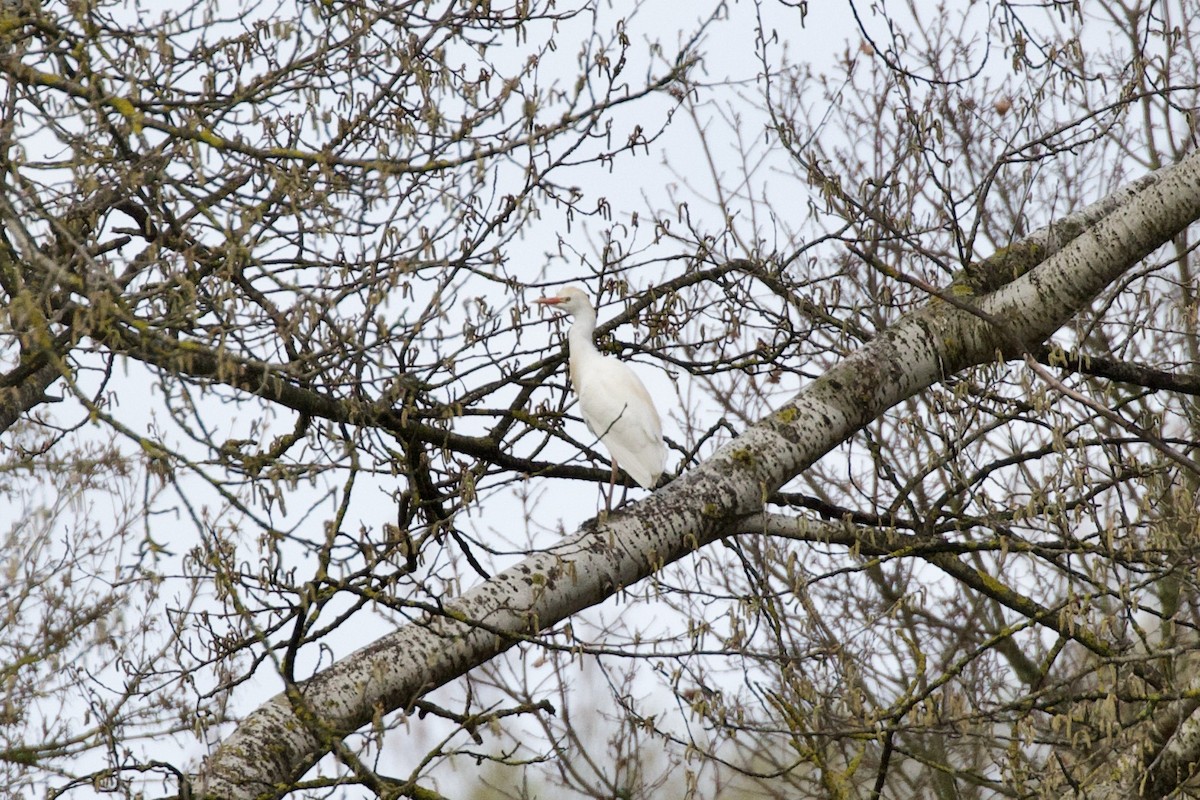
left=534, top=286, right=666, bottom=490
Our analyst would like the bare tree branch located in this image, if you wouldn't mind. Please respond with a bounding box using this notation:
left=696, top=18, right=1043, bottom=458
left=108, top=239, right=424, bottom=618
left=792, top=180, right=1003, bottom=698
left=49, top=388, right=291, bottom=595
left=197, top=149, right=1200, bottom=798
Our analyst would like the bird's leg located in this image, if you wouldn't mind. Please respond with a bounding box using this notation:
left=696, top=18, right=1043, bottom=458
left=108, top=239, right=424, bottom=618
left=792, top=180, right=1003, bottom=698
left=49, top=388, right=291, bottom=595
left=605, top=459, right=618, bottom=514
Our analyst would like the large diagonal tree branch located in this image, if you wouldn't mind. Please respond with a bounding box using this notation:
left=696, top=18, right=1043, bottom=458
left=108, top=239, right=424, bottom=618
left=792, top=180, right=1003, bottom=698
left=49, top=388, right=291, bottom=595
left=195, top=151, right=1200, bottom=798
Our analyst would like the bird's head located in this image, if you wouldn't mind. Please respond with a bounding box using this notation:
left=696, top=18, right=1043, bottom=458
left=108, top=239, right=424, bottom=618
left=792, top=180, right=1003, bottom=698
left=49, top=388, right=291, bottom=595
left=533, top=286, right=593, bottom=318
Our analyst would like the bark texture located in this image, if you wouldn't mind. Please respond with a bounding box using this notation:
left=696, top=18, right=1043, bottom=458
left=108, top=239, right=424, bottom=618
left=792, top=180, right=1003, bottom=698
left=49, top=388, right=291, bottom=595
left=196, top=150, right=1200, bottom=798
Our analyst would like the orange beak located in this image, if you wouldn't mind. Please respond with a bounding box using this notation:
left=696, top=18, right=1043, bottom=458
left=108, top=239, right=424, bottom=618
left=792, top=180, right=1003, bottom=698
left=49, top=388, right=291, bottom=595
left=533, top=296, right=565, bottom=306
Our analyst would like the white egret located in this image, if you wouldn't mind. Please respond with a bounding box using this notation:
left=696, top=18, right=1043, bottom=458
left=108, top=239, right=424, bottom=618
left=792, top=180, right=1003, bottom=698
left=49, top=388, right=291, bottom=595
left=534, top=287, right=666, bottom=501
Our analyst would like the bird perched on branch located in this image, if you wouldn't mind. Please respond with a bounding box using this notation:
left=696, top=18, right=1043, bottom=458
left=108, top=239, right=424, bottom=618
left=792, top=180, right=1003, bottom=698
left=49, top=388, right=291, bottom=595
left=534, top=286, right=666, bottom=503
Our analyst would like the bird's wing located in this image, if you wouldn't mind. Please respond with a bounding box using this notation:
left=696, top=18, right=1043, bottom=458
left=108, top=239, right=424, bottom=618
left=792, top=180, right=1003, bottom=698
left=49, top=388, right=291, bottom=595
left=575, top=356, right=666, bottom=489
left=576, top=356, right=663, bottom=445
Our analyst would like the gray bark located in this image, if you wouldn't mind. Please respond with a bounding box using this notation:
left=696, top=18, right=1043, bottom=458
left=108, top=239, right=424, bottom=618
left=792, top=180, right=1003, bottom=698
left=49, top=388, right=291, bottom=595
left=195, top=149, right=1200, bottom=799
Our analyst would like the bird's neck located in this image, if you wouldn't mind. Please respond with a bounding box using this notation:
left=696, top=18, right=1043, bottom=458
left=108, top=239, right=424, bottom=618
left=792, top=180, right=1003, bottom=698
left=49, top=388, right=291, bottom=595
left=567, top=312, right=599, bottom=355
left=567, top=312, right=602, bottom=389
